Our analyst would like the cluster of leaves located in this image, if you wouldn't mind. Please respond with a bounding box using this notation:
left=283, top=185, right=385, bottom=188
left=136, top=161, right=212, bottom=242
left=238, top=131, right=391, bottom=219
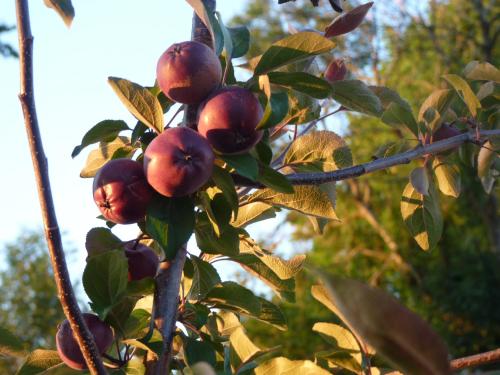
left=3, top=0, right=500, bottom=374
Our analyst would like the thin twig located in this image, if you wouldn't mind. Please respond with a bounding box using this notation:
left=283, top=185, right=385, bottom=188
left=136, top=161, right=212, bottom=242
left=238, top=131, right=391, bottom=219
left=15, top=1, right=107, bottom=374
left=236, top=129, right=500, bottom=188
left=451, top=348, right=500, bottom=371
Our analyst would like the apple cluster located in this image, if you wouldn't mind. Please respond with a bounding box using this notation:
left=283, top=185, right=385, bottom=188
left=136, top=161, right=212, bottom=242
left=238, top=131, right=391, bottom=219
left=57, top=41, right=264, bottom=370
left=92, top=40, right=263, bottom=225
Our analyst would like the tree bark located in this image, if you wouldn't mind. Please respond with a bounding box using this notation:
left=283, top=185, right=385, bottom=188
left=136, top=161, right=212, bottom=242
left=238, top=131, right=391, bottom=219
left=15, top=0, right=107, bottom=374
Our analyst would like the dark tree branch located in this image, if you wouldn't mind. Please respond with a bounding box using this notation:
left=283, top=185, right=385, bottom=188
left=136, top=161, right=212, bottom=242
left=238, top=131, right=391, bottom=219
left=150, top=2, right=215, bottom=374
left=451, top=348, right=500, bottom=370
left=234, top=129, right=500, bottom=188
left=14, top=1, right=107, bottom=374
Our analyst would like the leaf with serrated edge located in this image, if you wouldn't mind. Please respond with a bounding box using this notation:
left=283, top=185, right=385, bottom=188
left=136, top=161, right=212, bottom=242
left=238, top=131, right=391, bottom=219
left=401, top=182, right=443, bottom=251
left=254, top=32, right=335, bottom=75
left=331, top=80, right=382, bottom=116
left=463, top=61, right=500, bottom=83
left=108, top=77, right=164, bottom=134
left=72, top=120, right=130, bottom=158
left=320, top=276, right=451, bottom=375
left=43, top=0, right=74, bottom=27
left=16, top=350, right=62, bottom=375
left=79, top=136, right=130, bottom=178
left=255, top=357, right=330, bottom=375
left=188, top=256, right=221, bottom=301
left=248, top=185, right=339, bottom=220
left=231, top=202, right=275, bottom=228
left=442, top=74, right=481, bottom=117
left=433, top=157, right=461, bottom=198
left=285, top=130, right=352, bottom=172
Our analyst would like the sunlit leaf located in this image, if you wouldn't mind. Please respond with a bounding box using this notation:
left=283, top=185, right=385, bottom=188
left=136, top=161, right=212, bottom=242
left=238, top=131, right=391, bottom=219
left=0, top=326, right=25, bottom=357
left=16, top=350, right=62, bottom=375
left=231, top=202, right=276, bottom=228
left=255, top=357, right=330, bottom=375
left=85, top=227, right=122, bottom=257
left=463, top=61, right=500, bottom=83
left=432, top=157, right=461, bottom=198
left=79, top=136, right=131, bottom=178
left=72, top=120, right=130, bottom=158
left=417, top=89, right=454, bottom=131
left=442, top=74, right=481, bottom=117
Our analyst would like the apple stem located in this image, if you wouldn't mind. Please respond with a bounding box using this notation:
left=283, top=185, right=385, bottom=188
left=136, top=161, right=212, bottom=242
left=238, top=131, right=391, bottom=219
left=14, top=1, right=108, bottom=374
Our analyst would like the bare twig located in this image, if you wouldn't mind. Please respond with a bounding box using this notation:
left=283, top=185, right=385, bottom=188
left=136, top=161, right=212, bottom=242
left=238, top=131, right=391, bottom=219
left=15, top=1, right=107, bottom=374
left=236, top=129, right=500, bottom=188
left=451, top=348, right=500, bottom=371
left=150, top=2, right=215, bottom=374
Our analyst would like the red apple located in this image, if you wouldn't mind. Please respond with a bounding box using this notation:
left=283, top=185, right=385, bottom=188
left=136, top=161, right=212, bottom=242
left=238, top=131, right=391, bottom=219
left=143, top=127, right=215, bottom=197
left=156, top=41, right=222, bottom=104
left=197, top=86, right=264, bottom=154
left=56, top=313, right=114, bottom=370
left=325, top=58, right=347, bottom=82
left=124, top=242, right=159, bottom=281
left=93, top=159, right=154, bottom=224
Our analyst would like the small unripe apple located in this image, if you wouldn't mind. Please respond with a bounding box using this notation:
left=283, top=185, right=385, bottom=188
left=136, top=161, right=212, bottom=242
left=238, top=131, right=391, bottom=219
left=56, top=313, right=114, bottom=370
left=124, top=242, right=159, bottom=281
left=93, top=159, right=154, bottom=224
left=325, top=59, right=347, bottom=82
left=197, top=87, right=264, bottom=154
left=144, top=127, right=215, bottom=197
left=156, top=41, right=222, bottom=104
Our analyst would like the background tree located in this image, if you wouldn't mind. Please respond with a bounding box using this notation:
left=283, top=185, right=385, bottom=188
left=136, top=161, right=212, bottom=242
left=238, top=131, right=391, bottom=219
left=0, top=22, right=18, bottom=58
left=0, top=230, right=76, bottom=373
left=234, top=0, right=500, bottom=361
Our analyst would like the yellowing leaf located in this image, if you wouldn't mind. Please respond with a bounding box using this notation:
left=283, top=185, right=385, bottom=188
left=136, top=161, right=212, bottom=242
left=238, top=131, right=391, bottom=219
left=442, top=74, right=481, bottom=117
left=400, top=182, right=443, bottom=251
left=418, top=89, right=454, bottom=131
left=433, top=157, right=461, bottom=198
left=79, top=136, right=131, bottom=178
left=108, top=77, right=164, bottom=134
left=285, top=130, right=352, bottom=172
left=231, top=202, right=275, bottom=228
left=463, top=61, right=500, bottom=83
left=248, top=185, right=339, bottom=219
left=255, top=357, right=330, bottom=375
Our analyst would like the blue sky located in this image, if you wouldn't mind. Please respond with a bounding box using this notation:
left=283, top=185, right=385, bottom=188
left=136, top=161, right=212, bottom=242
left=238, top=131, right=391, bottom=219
left=0, top=1, right=247, bottom=268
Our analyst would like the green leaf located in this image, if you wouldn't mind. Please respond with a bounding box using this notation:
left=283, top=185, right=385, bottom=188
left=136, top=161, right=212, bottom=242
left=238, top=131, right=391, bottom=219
left=268, top=72, right=331, bottom=99
left=320, top=276, right=451, bottom=375
left=187, top=256, right=221, bottom=301
left=16, top=350, right=62, bottom=375
left=255, top=297, right=287, bottom=330
left=204, top=282, right=261, bottom=317
left=285, top=130, right=352, bottom=172
left=108, top=77, right=164, bottom=134
left=254, top=32, right=335, bottom=75
left=331, top=80, right=382, bottom=116
left=123, top=308, right=151, bottom=339
left=106, top=296, right=139, bottom=338
left=417, top=89, right=454, bottom=131
left=85, top=227, right=122, bottom=257
left=79, top=136, right=131, bottom=178
left=72, top=120, right=130, bottom=158
left=122, top=357, right=146, bottom=375
left=216, top=12, right=233, bottom=85
left=432, top=157, right=461, bottom=198
left=248, top=185, right=339, bottom=219
left=370, top=85, right=410, bottom=110
left=409, top=167, right=429, bottom=196
left=381, top=101, right=419, bottom=136
left=231, top=202, right=276, bottom=228
left=200, top=190, right=232, bottom=236
left=43, top=0, right=74, bottom=27
left=256, top=91, right=290, bottom=131
left=442, top=74, right=481, bottom=117
left=185, top=338, right=217, bottom=367
left=0, top=326, right=25, bottom=357
left=195, top=212, right=240, bottom=256
left=255, top=357, right=330, bottom=375
left=228, top=26, right=250, bottom=58
left=463, top=61, right=500, bottom=83
left=315, top=350, right=361, bottom=374
left=257, top=164, right=294, bottom=194
left=82, top=250, right=129, bottom=317
left=127, top=278, right=155, bottom=297
left=211, top=165, right=239, bottom=218
left=146, top=195, right=195, bottom=260
left=287, top=90, right=321, bottom=125
left=400, top=182, right=443, bottom=251
left=185, top=0, right=223, bottom=55
left=221, top=153, right=259, bottom=181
